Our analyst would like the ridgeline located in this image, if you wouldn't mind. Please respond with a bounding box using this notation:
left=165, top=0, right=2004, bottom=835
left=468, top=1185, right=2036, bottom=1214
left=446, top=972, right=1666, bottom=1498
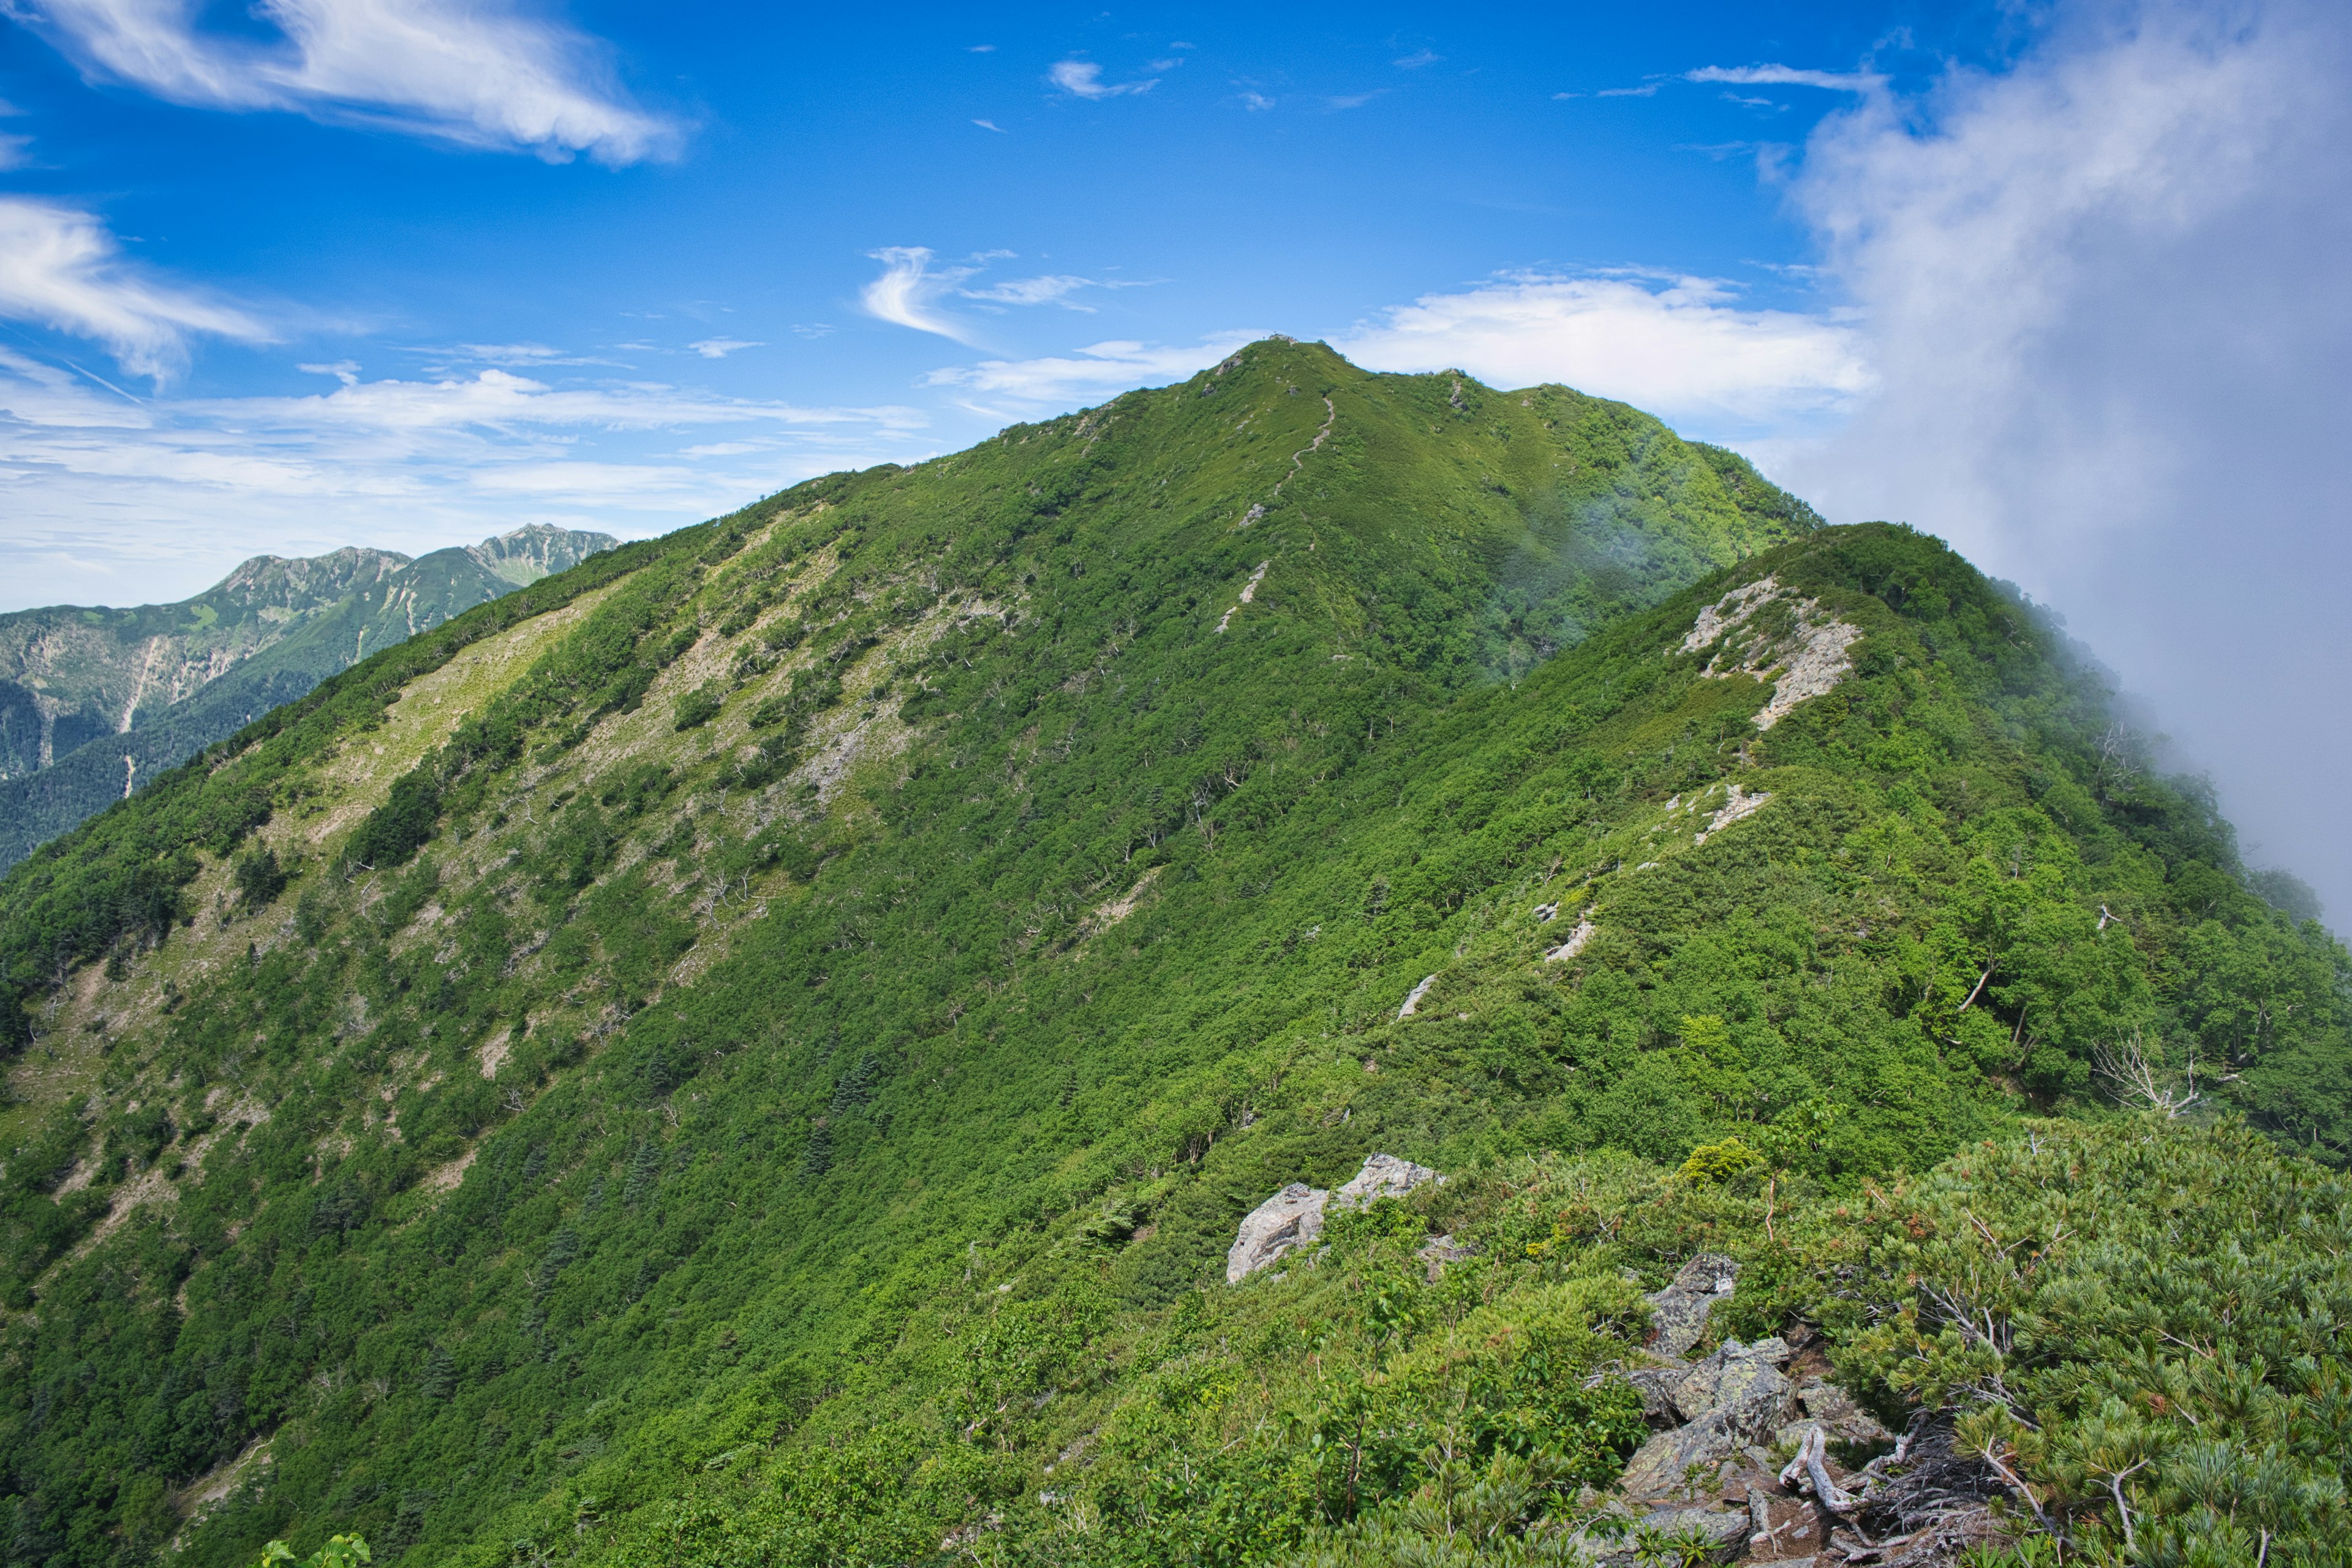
left=0, top=526, right=616, bottom=875
left=2, top=341, right=2345, bottom=1568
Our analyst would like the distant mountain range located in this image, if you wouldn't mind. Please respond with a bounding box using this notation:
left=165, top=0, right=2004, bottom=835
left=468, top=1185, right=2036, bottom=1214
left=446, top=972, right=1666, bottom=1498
left=0, top=524, right=615, bottom=869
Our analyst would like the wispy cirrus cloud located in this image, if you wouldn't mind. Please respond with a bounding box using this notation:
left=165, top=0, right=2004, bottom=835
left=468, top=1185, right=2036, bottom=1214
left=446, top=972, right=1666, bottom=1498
left=10, top=0, right=679, bottom=162
left=1047, top=59, right=1156, bottom=99
left=1687, top=63, right=1886, bottom=94
left=0, top=197, right=268, bottom=380
left=924, top=334, right=1263, bottom=405
left=858, top=247, right=984, bottom=342
left=861, top=251, right=1154, bottom=336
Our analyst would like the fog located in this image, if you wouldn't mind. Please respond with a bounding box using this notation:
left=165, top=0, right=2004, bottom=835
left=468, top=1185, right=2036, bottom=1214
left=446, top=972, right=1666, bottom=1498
left=1779, top=0, right=2352, bottom=925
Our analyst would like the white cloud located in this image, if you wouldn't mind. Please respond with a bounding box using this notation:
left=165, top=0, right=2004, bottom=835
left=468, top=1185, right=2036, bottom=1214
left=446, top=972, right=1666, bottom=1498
left=1395, top=48, right=1440, bottom=69
left=1687, top=64, right=1886, bottom=93
left=1241, top=91, right=1275, bottom=111
left=14, top=0, right=676, bottom=162
left=688, top=337, right=761, bottom=359
left=973, top=118, right=1004, bottom=132
left=1597, top=84, right=1660, bottom=98
left=1048, top=59, right=1155, bottom=99
left=0, top=353, right=933, bottom=607
left=925, top=334, right=1264, bottom=404
left=960, top=274, right=1096, bottom=309
left=859, top=246, right=979, bottom=342
left=1771, top=0, right=2352, bottom=920
left=0, top=197, right=266, bottom=380
left=1333, top=272, right=1872, bottom=437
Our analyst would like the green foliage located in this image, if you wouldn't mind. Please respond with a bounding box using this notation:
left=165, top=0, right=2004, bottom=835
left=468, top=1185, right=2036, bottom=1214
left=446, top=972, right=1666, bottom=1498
left=671, top=682, right=724, bottom=732
left=258, top=1536, right=369, bottom=1568
left=232, top=845, right=289, bottom=908
left=0, top=341, right=2345, bottom=1568
left=1803, top=1117, right=2352, bottom=1563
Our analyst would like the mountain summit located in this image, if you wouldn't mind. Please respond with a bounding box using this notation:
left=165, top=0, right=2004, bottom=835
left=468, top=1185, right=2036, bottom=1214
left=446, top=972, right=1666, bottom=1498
left=0, top=525, right=617, bottom=870
left=0, top=341, right=2345, bottom=1568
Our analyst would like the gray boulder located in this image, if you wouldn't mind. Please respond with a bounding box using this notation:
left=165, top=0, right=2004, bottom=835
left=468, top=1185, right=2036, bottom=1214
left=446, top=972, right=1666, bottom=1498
left=1616, top=1409, right=1743, bottom=1502
left=1226, top=1154, right=1444, bottom=1284
left=1645, top=1253, right=1740, bottom=1358
left=1225, top=1183, right=1327, bottom=1283
left=1799, top=1379, right=1894, bottom=1445
left=1671, top=1337, right=1795, bottom=1427
left=1623, top=1365, right=1689, bottom=1427
left=1618, top=1338, right=1798, bottom=1502
left=1334, top=1152, right=1441, bottom=1209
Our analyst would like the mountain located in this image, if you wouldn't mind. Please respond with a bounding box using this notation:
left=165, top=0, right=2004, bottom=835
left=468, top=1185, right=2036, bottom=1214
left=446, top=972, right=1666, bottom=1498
left=1, top=341, right=2346, bottom=1568
left=0, top=526, right=619, bottom=872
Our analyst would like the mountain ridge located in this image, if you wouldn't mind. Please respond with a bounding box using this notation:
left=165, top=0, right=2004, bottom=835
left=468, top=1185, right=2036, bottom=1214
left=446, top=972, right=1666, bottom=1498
left=0, top=525, right=618, bottom=871
left=0, top=339, right=2344, bottom=1568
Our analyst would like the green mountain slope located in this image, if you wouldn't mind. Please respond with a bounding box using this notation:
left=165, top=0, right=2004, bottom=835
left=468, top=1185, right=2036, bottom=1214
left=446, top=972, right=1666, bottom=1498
left=0, top=526, right=617, bottom=872
left=0, top=341, right=2345, bottom=1568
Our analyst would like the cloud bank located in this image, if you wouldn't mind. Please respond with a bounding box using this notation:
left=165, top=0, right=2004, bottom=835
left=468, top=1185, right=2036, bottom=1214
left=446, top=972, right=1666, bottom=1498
left=12, top=0, right=676, bottom=162
left=1776, top=0, right=2352, bottom=919
left=1335, top=273, right=1872, bottom=439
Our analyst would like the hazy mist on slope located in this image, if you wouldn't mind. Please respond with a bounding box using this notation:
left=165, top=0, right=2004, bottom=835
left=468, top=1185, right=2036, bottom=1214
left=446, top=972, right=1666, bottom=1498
left=1780, top=0, right=2352, bottom=925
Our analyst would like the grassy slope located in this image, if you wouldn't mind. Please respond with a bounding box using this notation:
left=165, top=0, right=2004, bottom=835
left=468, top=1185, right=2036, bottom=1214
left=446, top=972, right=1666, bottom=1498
left=0, top=341, right=2345, bottom=1568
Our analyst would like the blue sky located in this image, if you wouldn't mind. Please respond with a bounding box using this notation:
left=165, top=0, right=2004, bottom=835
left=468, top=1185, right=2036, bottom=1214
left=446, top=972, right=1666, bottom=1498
left=0, top=0, right=1997, bottom=601
left=4, top=0, right=2352, bottom=918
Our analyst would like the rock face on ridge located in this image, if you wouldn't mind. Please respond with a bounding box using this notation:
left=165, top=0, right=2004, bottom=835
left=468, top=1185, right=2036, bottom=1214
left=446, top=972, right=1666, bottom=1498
left=1585, top=1254, right=1976, bottom=1564
left=1225, top=1183, right=1328, bottom=1283
left=1225, top=1153, right=1442, bottom=1282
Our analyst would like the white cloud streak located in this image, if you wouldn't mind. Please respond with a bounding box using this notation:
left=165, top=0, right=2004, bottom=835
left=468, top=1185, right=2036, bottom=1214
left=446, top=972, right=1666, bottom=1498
left=925, top=334, right=1264, bottom=404
left=1333, top=273, right=1872, bottom=437
left=1047, top=59, right=1155, bottom=99
left=0, top=197, right=266, bottom=380
left=12, top=0, right=676, bottom=162
left=1687, top=64, right=1886, bottom=93
left=859, top=247, right=979, bottom=342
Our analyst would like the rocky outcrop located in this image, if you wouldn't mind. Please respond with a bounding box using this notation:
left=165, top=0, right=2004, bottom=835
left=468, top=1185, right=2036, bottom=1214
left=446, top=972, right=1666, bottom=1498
left=1590, top=1260, right=1995, bottom=1564
left=1225, top=1183, right=1326, bottom=1283
left=1335, top=1152, right=1439, bottom=1209
left=1647, top=1253, right=1741, bottom=1357
left=1224, top=1153, right=1444, bottom=1283
left=1617, top=1336, right=1796, bottom=1501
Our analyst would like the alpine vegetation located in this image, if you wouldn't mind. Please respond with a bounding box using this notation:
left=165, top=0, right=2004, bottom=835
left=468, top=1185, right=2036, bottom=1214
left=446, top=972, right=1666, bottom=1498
left=1, top=342, right=2345, bottom=1568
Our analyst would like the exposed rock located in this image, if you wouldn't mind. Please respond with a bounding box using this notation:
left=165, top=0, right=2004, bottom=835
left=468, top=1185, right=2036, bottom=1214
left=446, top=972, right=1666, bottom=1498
left=1800, top=1379, right=1894, bottom=1445
left=1676, top=574, right=1864, bottom=730
left=1544, top=917, right=1596, bottom=961
left=1225, top=1183, right=1326, bottom=1283
left=1671, top=1340, right=1795, bottom=1434
left=1226, top=1154, right=1445, bottom=1283
left=1396, top=974, right=1438, bottom=1017
left=1624, top=1365, right=1689, bottom=1427
left=1415, top=1232, right=1477, bottom=1281
left=1646, top=1253, right=1740, bottom=1358
left=1335, top=1152, right=1440, bottom=1209
left=1617, top=1408, right=1744, bottom=1501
